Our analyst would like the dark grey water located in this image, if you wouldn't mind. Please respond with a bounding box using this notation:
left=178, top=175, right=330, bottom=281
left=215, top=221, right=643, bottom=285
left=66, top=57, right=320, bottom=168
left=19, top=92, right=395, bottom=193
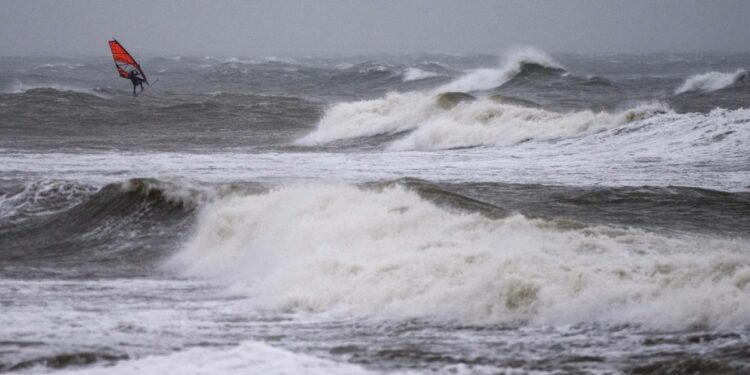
left=1, top=50, right=749, bottom=374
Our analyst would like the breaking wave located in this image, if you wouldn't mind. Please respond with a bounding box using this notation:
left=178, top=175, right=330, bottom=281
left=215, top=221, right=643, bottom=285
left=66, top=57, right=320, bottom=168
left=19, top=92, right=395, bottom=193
left=675, top=69, right=748, bottom=94
left=297, top=90, right=669, bottom=150
left=388, top=100, right=667, bottom=151
left=167, top=183, right=750, bottom=330
left=436, top=46, right=563, bottom=92
left=296, top=47, right=697, bottom=150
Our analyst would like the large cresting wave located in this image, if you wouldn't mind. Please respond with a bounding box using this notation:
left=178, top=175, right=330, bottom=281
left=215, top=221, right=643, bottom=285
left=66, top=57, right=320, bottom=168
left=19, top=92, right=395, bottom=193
left=296, top=46, right=679, bottom=150
left=166, top=184, right=750, bottom=330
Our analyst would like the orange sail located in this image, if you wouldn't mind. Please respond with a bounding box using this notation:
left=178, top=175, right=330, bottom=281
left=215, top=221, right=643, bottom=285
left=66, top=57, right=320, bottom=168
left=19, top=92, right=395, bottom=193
left=108, top=39, right=148, bottom=83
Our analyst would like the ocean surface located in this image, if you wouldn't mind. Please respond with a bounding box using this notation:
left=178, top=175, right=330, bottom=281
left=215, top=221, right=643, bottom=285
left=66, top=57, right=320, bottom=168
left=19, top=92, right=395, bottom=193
left=1, top=48, right=749, bottom=374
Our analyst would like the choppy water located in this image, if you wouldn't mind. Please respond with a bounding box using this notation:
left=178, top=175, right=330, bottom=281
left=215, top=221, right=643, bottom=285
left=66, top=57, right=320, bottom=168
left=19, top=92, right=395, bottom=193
left=1, top=48, right=749, bottom=374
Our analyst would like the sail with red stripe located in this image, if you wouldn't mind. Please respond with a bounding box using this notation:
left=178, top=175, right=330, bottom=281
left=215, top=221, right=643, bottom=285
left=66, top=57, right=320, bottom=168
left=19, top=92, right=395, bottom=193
left=108, top=39, right=148, bottom=84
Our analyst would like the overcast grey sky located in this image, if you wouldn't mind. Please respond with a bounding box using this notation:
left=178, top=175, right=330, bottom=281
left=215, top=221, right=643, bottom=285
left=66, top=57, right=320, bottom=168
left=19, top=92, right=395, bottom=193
left=1, top=0, right=749, bottom=57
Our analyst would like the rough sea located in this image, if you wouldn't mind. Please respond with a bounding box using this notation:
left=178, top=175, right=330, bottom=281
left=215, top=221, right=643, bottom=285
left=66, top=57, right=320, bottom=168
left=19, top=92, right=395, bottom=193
left=1, top=48, right=749, bottom=374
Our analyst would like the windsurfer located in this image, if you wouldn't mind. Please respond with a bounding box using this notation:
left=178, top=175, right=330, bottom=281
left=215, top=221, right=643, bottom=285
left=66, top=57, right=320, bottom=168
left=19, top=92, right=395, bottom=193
left=128, top=70, right=144, bottom=96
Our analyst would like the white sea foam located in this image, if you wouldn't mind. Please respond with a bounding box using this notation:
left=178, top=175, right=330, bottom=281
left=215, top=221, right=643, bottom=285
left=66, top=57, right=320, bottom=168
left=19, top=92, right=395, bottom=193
left=402, top=68, right=440, bottom=82
left=51, top=341, right=375, bottom=375
left=297, top=90, right=668, bottom=149
left=296, top=92, right=434, bottom=144
left=388, top=100, right=668, bottom=151
left=0, top=180, right=97, bottom=222
left=436, top=46, right=563, bottom=92
left=167, top=184, right=750, bottom=330
left=675, top=69, right=748, bottom=94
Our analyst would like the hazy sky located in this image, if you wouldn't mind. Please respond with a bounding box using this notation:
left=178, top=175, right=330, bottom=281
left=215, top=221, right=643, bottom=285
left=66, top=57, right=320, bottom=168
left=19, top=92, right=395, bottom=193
left=1, top=0, right=749, bottom=57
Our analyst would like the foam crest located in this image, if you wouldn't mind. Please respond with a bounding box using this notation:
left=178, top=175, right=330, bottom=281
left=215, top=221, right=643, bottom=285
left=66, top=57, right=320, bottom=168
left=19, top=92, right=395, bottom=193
left=119, top=178, right=211, bottom=208
left=297, top=92, right=433, bottom=144
left=116, top=178, right=265, bottom=209
left=675, top=69, right=748, bottom=94
left=167, top=184, right=750, bottom=330
left=437, top=46, right=563, bottom=92
left=297, top=89, right=668, bottom=149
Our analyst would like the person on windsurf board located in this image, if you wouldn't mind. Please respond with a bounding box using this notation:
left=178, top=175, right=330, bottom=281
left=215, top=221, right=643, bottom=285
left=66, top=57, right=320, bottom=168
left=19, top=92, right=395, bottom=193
left=128, top=70, right=144, bottom=95
left=108, top=39, right=149, bottom=96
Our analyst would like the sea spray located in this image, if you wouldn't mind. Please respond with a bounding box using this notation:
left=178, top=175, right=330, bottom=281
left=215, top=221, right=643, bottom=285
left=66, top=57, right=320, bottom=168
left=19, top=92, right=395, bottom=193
left=167, top=184, right=750, bottom=330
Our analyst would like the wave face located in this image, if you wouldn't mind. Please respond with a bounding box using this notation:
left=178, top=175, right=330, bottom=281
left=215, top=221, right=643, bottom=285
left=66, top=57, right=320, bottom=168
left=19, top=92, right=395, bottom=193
left=0, top=179, right=204, bottom=278
left=167, top=184, right=750, bottom=330
left=675, top=69, right=748, bottom=94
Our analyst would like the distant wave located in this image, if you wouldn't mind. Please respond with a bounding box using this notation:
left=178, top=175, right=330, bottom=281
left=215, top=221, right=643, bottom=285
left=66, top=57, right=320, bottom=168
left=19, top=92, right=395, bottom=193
left=222, top=56, right=299, bottom=65
left=388, top=101, right=667, bottom=151
left=30, top=62, right=83, bottom=70
left=298, top=87, right=750, bottom=157
left=675, top=69, right=748, bottom=94
left=402, top=67, right=440, bottom=82
left=437, top=46, right=563, bottom=92
left=336, top=61, right=393, bottom=75
left=297, top=89, right=668, bottom=150
left=3, top=81, right=109, bottom=98
left=167, top=183, right=750, bottom=330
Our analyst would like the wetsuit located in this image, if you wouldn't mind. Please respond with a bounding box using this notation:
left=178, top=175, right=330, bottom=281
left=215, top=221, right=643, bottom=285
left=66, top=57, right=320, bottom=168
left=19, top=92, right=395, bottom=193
left=128, top=71, right=144, bottom=95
